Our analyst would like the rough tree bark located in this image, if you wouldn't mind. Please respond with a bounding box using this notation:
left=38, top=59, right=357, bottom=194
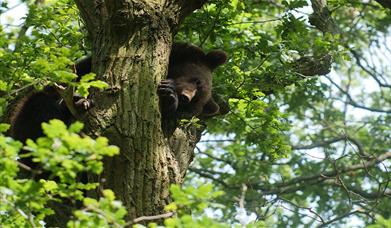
left=73, top=0, right=208, bottom=221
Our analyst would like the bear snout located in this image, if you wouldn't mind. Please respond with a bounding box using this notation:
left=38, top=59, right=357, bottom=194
left=180, top=88, right=197, bottom=103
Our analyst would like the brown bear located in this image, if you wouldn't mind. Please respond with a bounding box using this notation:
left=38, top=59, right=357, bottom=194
left=10, top=43, right=227, bottom=142
left=10, top=57, right=93, bottom=143
left=158, top=43, right=227, bottom=136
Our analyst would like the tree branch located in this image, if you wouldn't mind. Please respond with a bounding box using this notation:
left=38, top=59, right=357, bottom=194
left=309, top=0, right=340, bottom=34
left=318, top=210, right=371, bottom=228
left=74, top=0, right=105, bottom=38
left=293, top=54, right=332, bottom=76
left=279, top=197, right=325, bottom=223
left=292, top=136, right=345, bottom=150
left=375, top=0, right=391, bottom=9
left=350, top=49, right=391, bottom=88
left=326, top=76, right=391, bottom=114
left=196, top=147, right=238, bottom=170
left=188, top=167, right=230, bottom=188
left=292, top=135, right=371, bottom=158
left=175, top=0, right=209, bottom=22
left=258, top=151, right=391, bottom=195
left=132, top=212, right=175, bottom=224
left=341, top=184, right=391, bottom=200
left=282, top=0, right=337, bottom=77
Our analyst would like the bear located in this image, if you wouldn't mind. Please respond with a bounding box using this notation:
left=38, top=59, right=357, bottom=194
left=10, top=43, right=227, bottom=142
left=158, top=43, right=227, bottom=136
left=10, top=57, right=93, bottom=144
left=9, top=58, right=94, bottom=176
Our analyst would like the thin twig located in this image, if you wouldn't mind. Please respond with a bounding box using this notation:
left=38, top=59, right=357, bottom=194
left=133, top=212, right=175, bottom=224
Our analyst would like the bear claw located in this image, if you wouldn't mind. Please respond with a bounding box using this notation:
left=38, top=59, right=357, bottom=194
left=73, top=96, right=94, bottom=111
left=158, top=79, right=178, bottom=113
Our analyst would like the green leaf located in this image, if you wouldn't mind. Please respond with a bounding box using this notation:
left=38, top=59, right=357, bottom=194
left=69, top=122, right=84, bottom=133
left=0, top=123, right=10, bottom=132
left=41, top=180, right=58, bottom=192
left=42, top=119, right=68, bottom=138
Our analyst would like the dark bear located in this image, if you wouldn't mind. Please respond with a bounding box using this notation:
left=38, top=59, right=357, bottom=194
left=158, top=43, right=227, bottom=136
left=9, top=58, right=93, bottom=176
left=10, top=43, right=227, bottom=142
left=10, top=57, right=93, bottom=143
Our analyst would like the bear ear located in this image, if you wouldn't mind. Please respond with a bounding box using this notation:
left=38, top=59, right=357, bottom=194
left=205, top=50, right=227, bottom=70
left=201, top=98, right=220, bottom=117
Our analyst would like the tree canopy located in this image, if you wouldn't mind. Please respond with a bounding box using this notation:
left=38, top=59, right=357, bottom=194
left=0, top=0, right=390, bottom=227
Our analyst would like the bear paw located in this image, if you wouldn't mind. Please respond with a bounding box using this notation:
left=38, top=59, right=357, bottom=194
left=73, top=95, right=94, bottom=111
left=158, top=79, right=178, bottom=114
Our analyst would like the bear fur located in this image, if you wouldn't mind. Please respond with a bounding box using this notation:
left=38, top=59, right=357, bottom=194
left=10, top=43, right=227, bottom=142
left=158, top=43, right=227, bottom=135
left=10, top=58, right=92, bottom=143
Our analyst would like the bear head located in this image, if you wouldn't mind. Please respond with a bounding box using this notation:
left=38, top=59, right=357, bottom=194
left=168, top=43, right=227, bottom=117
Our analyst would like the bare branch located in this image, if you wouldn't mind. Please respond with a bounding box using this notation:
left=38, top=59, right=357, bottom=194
left=278, top=201, right=323, bottom=223
left=279, top=197, right=325, bottom=224
left=133, top=212, right=175, bottom=224
left=258, top=151, right=391, bottom=195
left=318, top=210, right=372, bottom=228
left=17, top=161, right=32, bottom=171
left=345, top=136, right=371, bottom=159
left=326, top=76, right=391, bottom=114
left=341, top=184, right=391, bottom=200
left=188, top=167, right=230, bottom=188
left=1, top=2, right=23, bottom=14
left=293, top=135, right=371, bottom=158
left=350, top=49, right=391, bottom=88
left=196, top=147, right=238, bottom=169
left=292, top=136, right=345, bottom=150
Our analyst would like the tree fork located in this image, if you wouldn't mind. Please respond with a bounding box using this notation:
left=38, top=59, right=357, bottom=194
left=74, top=0, right=208, bottom=221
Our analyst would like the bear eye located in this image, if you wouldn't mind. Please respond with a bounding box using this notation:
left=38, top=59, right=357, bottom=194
left=190, top=78, right=201, bottom=85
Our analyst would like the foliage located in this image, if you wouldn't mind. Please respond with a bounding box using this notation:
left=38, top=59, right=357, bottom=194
left=162, top=184, right=231, bottom=228
left=0, top=0, right=103, bottom=118
left=367, top=216, right=391, bottom=228
left=68, top=190, right=127, bottom=228
left=0, top=0, right=390, bottom=227
left=178, top=0, right=391, bottom=227
left=134, top=184, right=265, bottom=228
left=0, top=120, right=122, bottom=227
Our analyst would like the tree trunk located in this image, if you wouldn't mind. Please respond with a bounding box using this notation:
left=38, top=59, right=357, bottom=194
left=74, top=0, right=207, bottom=221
